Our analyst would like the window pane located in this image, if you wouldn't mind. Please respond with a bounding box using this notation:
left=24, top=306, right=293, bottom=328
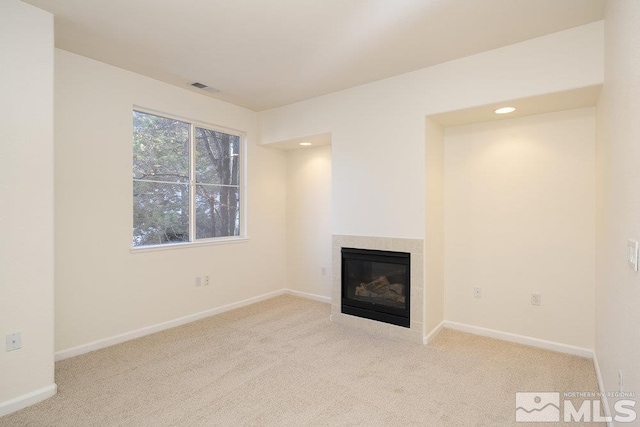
left=195, top=184, right=240, bottom=239
left=133, top=111, right=189, bottom=183
left=195, top=127, right=240, bottom=185
left=133, top=181, right=189, bottom=246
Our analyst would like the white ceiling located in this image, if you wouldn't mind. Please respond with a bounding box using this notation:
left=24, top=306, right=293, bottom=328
left=24, top=0, right=606, bottom=111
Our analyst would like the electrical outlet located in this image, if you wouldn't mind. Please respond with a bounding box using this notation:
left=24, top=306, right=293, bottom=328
left=531, top=294, right=541, bottom=306
left=6, top=332, right=21, bottom=352
left=618, top=370, right=624, bottom=392
left=473, top=287, right=482, bottom=298
left=321, top=266, right=327, bottom=276
left=195, top=276, right=209, bottom=287
left=628, top=240, right=639, bottom=271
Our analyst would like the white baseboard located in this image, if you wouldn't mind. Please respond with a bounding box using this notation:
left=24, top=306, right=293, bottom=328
left=284, top=289, right=331, bottom=304
left=443, top=321, right=594, bottom=358
left=0, top=383, right=57, bottom=418
left=423, top=320, right=445, bottom=344
left=54, top=288, right=331, bottom=362
left=592, top=352, right=613, bottom=427
left=55, top=289, right=287, bottom=361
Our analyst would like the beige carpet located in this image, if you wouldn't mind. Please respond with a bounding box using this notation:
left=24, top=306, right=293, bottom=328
left=1, top=295, right=601, bottom=426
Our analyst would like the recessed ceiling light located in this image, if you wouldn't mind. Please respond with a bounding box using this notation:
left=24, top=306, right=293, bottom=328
left=299, top=142, right=312, bottom=146
left=494, top=107, right=516, bottom=114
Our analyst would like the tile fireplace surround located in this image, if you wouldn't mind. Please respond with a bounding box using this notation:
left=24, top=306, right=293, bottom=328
left=331, top=235, right=424, bottom=343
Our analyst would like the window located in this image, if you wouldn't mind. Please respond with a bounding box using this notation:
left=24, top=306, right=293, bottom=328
left=132, top=110, right=243, bottom=248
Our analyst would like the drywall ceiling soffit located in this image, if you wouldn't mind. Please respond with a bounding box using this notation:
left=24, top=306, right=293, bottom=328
left=264, top=133, right=331, bottom=151
left=24, top=0, right=606, bottom=111
left=428, top=85, right=602, bottom=128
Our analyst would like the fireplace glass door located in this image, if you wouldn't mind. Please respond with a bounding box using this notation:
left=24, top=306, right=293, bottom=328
left=341, top=248, right=410, bottom=327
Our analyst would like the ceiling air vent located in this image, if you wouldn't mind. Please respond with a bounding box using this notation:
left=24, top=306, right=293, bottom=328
left=190, top=82, right=220, bottom=93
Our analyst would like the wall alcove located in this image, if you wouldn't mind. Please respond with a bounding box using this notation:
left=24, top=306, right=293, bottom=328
left=424, top=85, right=600, bottom=348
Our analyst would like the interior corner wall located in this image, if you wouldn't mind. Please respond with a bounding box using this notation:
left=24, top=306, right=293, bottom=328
left=0, top=0, right=55, bottom=410
left=54, top=49, right=287, bottom=353
left=424, top=118, right=445, bottom=334
left=285, top=145, right=332, bottom=299
left=444, top=108, right=596, bottom=349
left=595, top=0, right=640, bottom=408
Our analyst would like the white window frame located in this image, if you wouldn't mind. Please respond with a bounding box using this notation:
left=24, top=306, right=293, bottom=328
left=131, top=106, right=248, bottom=253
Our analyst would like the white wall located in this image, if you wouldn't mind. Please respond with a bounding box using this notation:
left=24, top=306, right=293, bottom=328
left=259, top=22, right=603, bottom=351
left=424, top=118, right=445, bottom=334
left=444, top=108, right=596, bottom=349
left=596, top=0, right=640, bottom=412
left=0, top=0, right=55, bottom=413
left=54, top=50, right=286, bottom=353
left=285, top=145, right=332, bottom=299
left=259, top=22, right=604, bottom=240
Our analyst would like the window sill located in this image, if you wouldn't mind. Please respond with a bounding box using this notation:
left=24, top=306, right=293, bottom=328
left=130, top=237, right=249, bottom=254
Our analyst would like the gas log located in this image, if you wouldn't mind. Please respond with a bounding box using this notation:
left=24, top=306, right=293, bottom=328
left=354, top=272, right=406, bottom=304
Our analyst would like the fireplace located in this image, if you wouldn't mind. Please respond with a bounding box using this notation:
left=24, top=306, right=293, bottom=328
left=341, top=247, right=410, bottom=327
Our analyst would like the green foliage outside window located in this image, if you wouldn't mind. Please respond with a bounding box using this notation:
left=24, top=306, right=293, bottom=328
left=133, top=111, right=241, bottom=247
